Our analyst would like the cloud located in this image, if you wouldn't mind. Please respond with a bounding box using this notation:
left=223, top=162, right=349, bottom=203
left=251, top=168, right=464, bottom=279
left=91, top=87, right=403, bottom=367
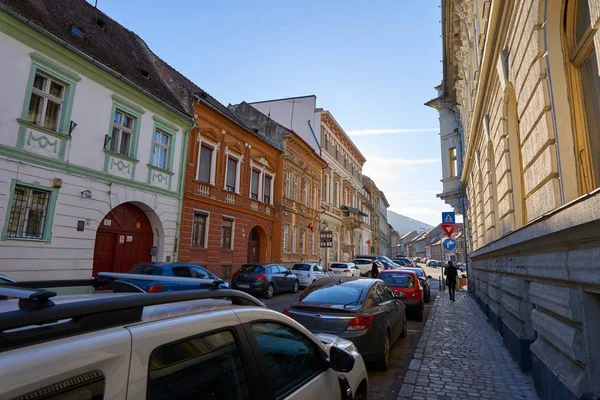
left=348, top=128, right=438, bottom=136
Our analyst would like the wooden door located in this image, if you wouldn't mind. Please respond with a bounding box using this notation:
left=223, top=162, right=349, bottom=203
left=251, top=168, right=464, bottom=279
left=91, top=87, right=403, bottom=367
left=92, top=232, right=117, bottom=276
left=248, top=228, right=260, bottom=263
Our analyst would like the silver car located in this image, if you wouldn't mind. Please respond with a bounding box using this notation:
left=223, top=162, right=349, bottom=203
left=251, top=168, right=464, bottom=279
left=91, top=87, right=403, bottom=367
left=284, top=277, right=407, bottom=370
left=291, top=263, right=329, bottom=287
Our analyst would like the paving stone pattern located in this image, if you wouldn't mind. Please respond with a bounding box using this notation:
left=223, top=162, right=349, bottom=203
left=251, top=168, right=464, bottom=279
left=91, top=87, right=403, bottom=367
left=397, top=291, right=538, bottom=400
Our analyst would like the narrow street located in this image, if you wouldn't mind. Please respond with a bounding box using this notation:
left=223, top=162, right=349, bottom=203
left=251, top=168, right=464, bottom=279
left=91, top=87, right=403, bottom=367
left=263, top=264, right=442, bottom=400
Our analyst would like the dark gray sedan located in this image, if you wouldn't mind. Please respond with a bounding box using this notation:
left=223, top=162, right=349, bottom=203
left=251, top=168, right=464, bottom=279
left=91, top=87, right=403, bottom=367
left=283, top=277, right=407, bottom=370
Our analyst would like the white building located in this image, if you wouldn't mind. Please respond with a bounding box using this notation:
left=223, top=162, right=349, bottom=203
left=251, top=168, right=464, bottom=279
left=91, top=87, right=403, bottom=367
left=0, top=0, right=194, bottom=280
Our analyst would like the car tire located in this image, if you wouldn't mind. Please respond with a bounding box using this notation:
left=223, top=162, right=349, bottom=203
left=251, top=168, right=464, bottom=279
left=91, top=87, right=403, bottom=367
left=264, top=283, right=274, bottom=299
left=291, top=280, right=299, bottom=293
left=365, top=271, right=372, bottom=278
left=378, top=331, right=391, bottom=371
left=425, top=291, right=431, bottom=303
left=400, top=316, right=408, bottom=338
left=416, top=303, right=424, bottom=322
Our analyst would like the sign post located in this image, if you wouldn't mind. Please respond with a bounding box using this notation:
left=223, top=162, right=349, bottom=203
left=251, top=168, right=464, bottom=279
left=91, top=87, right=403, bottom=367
left=320, top=231, right=333, bottom=271
left=441, top=212, right=456, bottom=293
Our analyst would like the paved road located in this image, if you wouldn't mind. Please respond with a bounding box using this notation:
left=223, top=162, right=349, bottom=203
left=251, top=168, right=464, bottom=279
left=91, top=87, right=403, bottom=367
left=262, top=276, right=440, bottom=400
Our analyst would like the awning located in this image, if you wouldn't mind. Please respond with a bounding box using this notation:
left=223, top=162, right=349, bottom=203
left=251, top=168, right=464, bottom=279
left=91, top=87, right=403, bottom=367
left=340, top=205, right=368, bottom=216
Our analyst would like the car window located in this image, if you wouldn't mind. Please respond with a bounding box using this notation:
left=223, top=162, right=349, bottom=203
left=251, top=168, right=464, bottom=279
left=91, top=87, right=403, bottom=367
left=147, top=329, right=250, bottom=400
left=312, top=266, right=321, bottom=272
left=293, top=264, right=311, bottom=271
left=277, top=266, right=288, bottom=274
left=130, top=265, right=162, bottom=275
left=251, top=322, right=325, bottom=398
left=330, top=263, right=348, bottom=269
left=382, top=285, right=396, bottom=301
left=238, top=265, right=266, bottom=274
left=299, top=284, right=365, bottom=305
left=191, top=266, right=209, bottom=279
left=172, top=267, right=192, bottom=278
left=374, top=284, right=386, bottom=303
left=381, top=273, right=412, bottom=287
left=15, top=371, right=105, bottom=399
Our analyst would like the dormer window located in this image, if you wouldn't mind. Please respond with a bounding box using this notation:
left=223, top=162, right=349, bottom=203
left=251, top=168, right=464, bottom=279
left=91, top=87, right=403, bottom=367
left=70, top=25, right=84, bottom=38
left=140, top=69, right=150, bottom=79
left=95, top=18, right=106, bottom=30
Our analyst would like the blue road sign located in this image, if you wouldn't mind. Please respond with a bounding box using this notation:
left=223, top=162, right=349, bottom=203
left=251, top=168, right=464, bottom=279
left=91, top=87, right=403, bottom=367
left=443, top=238, right=457, bottom=251
left=442, top=212, right=456, bottom=224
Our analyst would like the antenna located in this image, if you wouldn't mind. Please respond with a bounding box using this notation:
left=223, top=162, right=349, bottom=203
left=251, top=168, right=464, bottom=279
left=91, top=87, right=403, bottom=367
left=94, top=0, right=99, bottom=8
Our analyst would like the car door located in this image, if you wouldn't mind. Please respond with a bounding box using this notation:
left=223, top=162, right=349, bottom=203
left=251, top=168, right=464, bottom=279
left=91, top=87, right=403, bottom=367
left=126, top=308, right=265, bottom=400
left=272, top=266, right=288, bottom=291
left=169, top=266, right=194, bottom=291
left=351, top=265, right=361, bottom=277
left=282, top=265, right=296, bottom=289
left=381, top=283, right=402, bottom=341
left=244, top=319, right=341, bottom=400
left=312, top=265, right=325, bottom=280
left=373, top=283, right=398, bottom=339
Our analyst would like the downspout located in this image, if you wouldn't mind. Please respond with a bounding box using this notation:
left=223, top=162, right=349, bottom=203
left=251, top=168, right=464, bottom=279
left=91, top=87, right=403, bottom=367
left=543, top=0, right=566, bottom=205
left=173, top=124, right=194, bottom=262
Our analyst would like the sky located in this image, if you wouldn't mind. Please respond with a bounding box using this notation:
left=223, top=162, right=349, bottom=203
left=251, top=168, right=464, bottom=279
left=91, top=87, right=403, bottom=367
left=88, top=0, right=456, bottom=226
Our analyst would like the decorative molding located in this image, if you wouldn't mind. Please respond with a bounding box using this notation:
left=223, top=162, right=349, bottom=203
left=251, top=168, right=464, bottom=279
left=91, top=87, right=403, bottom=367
left=27, top=131, right=58, bottom=153
left=30, top=52, right=81, bottom=82
left=111, top=94, right=145, bottom=115
left=152, top=114, right=178, bottom=132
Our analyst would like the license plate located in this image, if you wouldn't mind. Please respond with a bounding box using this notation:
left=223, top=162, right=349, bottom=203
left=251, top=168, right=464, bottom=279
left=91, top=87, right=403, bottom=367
left=237, top=284, right=250, bottom=288
left=333, top=271, right=342, bottom=274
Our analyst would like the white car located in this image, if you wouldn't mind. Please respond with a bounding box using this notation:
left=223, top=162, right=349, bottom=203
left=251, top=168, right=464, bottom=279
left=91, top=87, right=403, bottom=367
left=329, top=262, right=362, bottom=277
left=0, top=276, right=369, bottom=400
left=291, top=263, right=329, bottom=287
left=352, top=258, right=383, bottom=277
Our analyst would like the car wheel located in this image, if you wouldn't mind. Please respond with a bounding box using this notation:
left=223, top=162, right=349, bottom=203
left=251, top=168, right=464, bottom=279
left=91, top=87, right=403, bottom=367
left=291, top=280, right=299, bottom=293
left=378, top=331, right=391, bottom=370
left=425, top=291, right=431, bottom=303
left=416, top=303, right=424, bottom=322
left=264, top=283, right=274, bottom=299
left=365, top=271, right=372, bottom=278
left=400, top=316, right=408, bottom=338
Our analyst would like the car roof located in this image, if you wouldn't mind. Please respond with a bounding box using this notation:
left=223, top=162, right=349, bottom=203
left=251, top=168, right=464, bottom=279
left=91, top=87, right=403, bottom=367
left=241, top=263, right=275, bottom=267
left=308, top=276, right=378, bottom=289
left=379, top=269, right=418, bottom=277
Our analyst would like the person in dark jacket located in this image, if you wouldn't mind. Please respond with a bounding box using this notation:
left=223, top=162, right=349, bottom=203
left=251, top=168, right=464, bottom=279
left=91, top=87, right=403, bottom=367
left=371, top=261, right=379, bottom=279
left=444, top=261, right=458, bottom=301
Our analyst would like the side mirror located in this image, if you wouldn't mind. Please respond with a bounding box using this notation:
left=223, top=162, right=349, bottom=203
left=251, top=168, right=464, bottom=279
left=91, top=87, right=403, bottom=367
left=427, top=275, right=433, bottom=279
left=329, top=346, right=355, bottom=373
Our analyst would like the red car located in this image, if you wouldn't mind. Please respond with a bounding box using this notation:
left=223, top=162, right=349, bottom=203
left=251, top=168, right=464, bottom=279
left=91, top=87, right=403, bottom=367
left=379, top=270, right=424, bottom=321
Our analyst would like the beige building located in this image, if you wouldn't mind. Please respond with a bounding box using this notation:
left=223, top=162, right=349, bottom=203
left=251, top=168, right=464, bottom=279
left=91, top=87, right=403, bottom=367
left=435, top=0, right=600, bottom=398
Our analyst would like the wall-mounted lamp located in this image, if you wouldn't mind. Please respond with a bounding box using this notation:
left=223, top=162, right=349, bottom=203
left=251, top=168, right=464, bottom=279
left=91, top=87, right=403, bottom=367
left=81, top=190, right=92, bottom=199
left=69, top=121, right=78, bottom=136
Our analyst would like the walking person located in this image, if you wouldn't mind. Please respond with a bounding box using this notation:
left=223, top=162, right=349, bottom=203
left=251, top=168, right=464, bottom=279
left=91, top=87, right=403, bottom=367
left=371, top=261, right=379, bottom=279
left=445, top=260, right=458, bottom=301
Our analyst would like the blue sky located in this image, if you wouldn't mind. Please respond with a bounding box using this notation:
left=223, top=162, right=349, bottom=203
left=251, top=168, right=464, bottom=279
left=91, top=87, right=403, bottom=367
left=89, top=0, right=455, bottom=226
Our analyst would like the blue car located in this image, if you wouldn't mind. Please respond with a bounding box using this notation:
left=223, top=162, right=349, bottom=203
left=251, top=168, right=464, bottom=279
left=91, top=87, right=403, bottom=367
left=122, top=262, right=229, bottom=292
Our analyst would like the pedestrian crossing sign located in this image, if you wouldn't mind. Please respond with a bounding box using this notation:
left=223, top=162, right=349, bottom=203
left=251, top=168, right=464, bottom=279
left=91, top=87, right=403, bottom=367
left=442, top=212, right=455, bottom=224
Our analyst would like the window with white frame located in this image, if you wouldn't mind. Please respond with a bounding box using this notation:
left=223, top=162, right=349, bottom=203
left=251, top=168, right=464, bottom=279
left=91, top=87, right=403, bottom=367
left=285, top=170, right=291, bottom=198
left=310, top=230, right=315, bottom=254
left=192, top=211, right=208, bottom=247
left=300, top=229, right=305, bottom=254
left=250, top=169, right=260, bottom=200
left=293, top=174, right=299, bottom=201
left=27, top=73, right=65, bottom=132
left=197, top=141, right=216, bottom=184
left=110, top=109, right=136, bottom=156
left=225, top=155, right=240, bottom=192
left=221, top=217, right=234, bottom=250
left=302, top=180, right=308, bottom=204
left=322, top=177, right=327, bottom=202
left=6, top=185, right=51, bottom=240
left=151, top=129, right=170, bottom=169
left=292, top=226, right=298, bottom=253
left=283, top=225, right=289, bottom=252
left=264, top=174, right=273, bottom=204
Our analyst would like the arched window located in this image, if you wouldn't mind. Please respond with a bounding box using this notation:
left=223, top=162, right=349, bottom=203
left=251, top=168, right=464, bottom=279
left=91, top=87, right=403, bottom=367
left=565, top=0, right=600, bottom=193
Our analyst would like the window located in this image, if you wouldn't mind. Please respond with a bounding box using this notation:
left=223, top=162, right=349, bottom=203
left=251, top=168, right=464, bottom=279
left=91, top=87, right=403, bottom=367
left=110, top=109, right=135, bottom=156
left=293, top=174, right=299, bottom=201
left=148, top=330, right=250, bottom=400
left=16, top=371, right=104, bottom=399
left=283, top=225, right=289, bottom=252
left=312, top=185, right=318, bottom=209
left=285, top=170, right=291, bottom=198
left=334, top=181, right=339, bottom=206
left=151, top=129, right=170, bottom=169
left=302, top=180, right=308, bottom=204
left=565, top=0, right=600, bottom=193
left=221, top=265, right=232, bottom=280
left=263, top=175, right=272, bottom=204
left=310, top=230, right=314, bottom=254
left=27, top=73, right=65, bottom=132
left=192, top=266, right=210, bottom=278
left=226, top=157, right=238, bottom=192
left=6, top=184, right=51, bottom=240
left=250, top=169, right=260, bottom=200
left=449, top=147, right=457, bottom=177
left=197, top=144, right=214, bottom=183
left=251, top=322, right=324, bottom=398
left=172, top=267, right=192, bottom=277
left=292, top=226, right=298, bottom=253
left=222, top=217, right=233, bottom=250
left=192, top=212, right=207, bottom=247
left=322, top=177, right=327, bottom=202
left=300, top=230, right=305, bottom=254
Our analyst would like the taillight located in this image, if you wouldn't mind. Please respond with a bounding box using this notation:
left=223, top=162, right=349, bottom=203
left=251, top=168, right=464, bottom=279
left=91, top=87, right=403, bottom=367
left=283, top=308, right=292, bottom=318
left=232, top=272, right=238, bottom=279
left=307, top=274, right=311, bottom=278
left=146, top=284, right=164, bottom=293
left=343, top=269, right=350, bottom=273
left=347, top=314, right=375, bottom=331
left=256, top=274, right=267, bottom=281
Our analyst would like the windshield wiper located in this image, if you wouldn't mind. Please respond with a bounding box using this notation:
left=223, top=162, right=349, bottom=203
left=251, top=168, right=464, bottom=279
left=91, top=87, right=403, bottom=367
left=343, top=289, right=364, bottom=309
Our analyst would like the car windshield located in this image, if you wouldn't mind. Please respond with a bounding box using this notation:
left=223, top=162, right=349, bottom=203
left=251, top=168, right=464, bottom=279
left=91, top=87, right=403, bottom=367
left=409, top=269, right=424, bottom=278
left=299, top=284, right=365, bottom=304
left=292, top=264, right=311, bottom=271
left=330, top=263, right=348, bottom=269
left=381, top=273, right=412, bottom=287
left=238, top=265, right=265, bottom=274
left=129, top=265, right=162, bottom=275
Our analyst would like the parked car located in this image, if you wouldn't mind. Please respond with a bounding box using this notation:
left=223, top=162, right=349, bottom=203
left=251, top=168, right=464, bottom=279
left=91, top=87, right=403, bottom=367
left=397, top=258, right=415, bottom=267
left=400, top=267, right=432, bottom=303
left=0, top=279, right=369, bottom=399
left=292, top=263, right=329, bottom=287
left=120, top=262, right=229, bottom=292
left=284, top=277, right=407, bottom=370
left=0, top=274, right=15, bottom=284
left=329, top=262, right=362, bottom=277
left=355, top=255, right=400, bottom=270
left=379, top=270, right=424, bottom=321
left=351, top=258, right=379, bottom=276
left=231, top=263, right=299, bottom=299
left=427, top=260, right=441, bottom=267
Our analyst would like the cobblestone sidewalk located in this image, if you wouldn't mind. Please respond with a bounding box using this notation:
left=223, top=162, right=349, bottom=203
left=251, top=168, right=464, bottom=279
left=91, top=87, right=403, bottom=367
left=397, top=290, right=538, bottom=400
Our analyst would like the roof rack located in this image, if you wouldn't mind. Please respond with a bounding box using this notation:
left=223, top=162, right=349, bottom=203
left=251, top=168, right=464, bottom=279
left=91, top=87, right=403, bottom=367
left=98, top=272, right=226, bottom=287
left=0, top=286, right=57, bottom=311
left=0, top=287, right=265, bottom=353
left=0, top=277, right=145, bottom=297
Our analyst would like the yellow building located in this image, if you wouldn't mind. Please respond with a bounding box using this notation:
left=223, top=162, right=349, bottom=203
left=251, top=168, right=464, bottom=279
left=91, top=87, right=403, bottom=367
left=435, top=0, right=600, bottom=398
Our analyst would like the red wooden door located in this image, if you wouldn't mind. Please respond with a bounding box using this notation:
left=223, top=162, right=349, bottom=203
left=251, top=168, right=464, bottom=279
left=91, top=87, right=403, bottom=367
left=248, top=228, right=260, bottom=263
left=93, top=203, right=153, bottom=275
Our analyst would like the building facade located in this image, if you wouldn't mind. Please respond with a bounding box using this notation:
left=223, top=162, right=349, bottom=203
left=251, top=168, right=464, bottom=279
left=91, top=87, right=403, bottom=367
left=377, top=191, right=391, bottom=257
left=362, top=176, right=380, bottom=254
left=436, top=0, right=600, bottom=398
left=0, top=0, right=194, bottom=280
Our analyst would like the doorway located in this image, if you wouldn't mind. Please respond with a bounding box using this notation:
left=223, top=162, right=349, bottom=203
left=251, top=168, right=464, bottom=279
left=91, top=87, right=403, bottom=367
left=247, top=227, right=260, bottom=263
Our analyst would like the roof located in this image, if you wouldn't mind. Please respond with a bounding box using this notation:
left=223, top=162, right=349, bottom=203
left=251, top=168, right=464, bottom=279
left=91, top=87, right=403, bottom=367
left=0, top=0, right=192, bottom=117
left=249, top=94, right=317, bottom=105
left=400, top=230, right=417, bottom=240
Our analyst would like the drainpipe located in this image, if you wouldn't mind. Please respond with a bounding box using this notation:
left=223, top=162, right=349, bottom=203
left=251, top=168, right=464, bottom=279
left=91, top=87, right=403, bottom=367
left=173, top=125, right=194, bottom=262
left=543, top=0, right=565, bottom=205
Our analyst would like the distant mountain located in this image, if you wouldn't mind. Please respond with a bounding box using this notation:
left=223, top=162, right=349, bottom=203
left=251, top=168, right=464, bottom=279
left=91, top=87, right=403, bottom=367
left=387, top=210, right=433, bottom=236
